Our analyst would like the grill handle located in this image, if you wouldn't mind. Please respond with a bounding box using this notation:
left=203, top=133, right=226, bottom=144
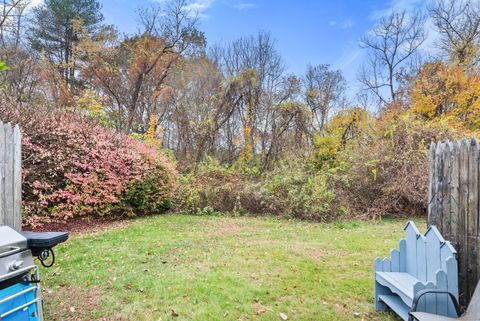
left=0, top=264, right=36, bottom=283
left=0, top=247, right=21, bottom=258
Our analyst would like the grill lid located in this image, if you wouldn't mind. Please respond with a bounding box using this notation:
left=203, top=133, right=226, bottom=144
left=0, top=226, right=27, bottom=257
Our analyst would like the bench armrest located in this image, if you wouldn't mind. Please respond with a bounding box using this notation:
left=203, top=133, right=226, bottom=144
left=408, top=289, right=461, bottom=321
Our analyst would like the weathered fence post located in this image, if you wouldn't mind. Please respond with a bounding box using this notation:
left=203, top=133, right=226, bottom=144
left=428, top=138, right=480, bottom=307
left=0, top=121, right=22, bottom=230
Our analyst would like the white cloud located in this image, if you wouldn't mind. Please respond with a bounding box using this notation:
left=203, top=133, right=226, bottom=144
left=370, top=0, right=422, bottom=20
left=184, top=0, right=216, bottom=12
left=329, top=19, right=354, bottom=29
left=233, top=2, right=255, bottom=10
left=183, top=0, right=217, bottom=19
left=341, top=19, right=354, bottom=29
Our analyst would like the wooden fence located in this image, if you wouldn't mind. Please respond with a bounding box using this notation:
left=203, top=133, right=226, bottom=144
left=428, top=138, right=480, bottom=306
left=0, top=122, right=22, bottom=230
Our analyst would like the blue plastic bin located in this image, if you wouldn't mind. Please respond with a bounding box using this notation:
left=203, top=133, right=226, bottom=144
left=0, top=283, right=39, bottom=321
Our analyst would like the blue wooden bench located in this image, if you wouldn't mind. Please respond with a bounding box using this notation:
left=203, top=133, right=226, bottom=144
left=374, top=221, right=459, bottom=321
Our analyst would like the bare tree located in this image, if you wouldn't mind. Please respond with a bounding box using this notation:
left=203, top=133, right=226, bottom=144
left=0, top=0, right=29, bottom=49
left=429, top=0, right=480, bottom=67
left=0, top=0, right=45, bottom=109
left=358, top=10, right=426, bottom=106
left=211, top=32, right=285, bottom=160
left=304, top=64, right=346, bottom=132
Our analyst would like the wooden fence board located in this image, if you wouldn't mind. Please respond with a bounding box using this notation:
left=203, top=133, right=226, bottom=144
left=4, top=123, right=14, bottom=227
left=467, top=138, right=479, bottom=300
left=0, top=122, right=5, bottom=226
left=450, top=141, right=460, bottom=251
left=0, top=122, right=22, bottom=230
left=13, top=125, right=21, bottom=229
left=442, top=143, right=451, bottom=238
left=428, top=142, right=436, bottom=224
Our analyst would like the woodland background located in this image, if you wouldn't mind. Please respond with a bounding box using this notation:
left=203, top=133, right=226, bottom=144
left=0, top=0, right=478, bottom=227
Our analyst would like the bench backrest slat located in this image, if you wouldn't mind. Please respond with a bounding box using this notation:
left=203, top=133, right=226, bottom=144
left=416, top=235, right=427, bottom=282
left=402, top=222, right=457, bottom=284
left=405, top=222, right=419, bottom=275
left=426, top=227, right=443, bottom=282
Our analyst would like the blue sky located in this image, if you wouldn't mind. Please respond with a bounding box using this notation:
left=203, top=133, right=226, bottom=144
left=100, top=0, right=430, bottom=96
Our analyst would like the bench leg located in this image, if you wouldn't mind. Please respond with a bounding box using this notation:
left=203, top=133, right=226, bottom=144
left=375, top=280, right=389, bottom=311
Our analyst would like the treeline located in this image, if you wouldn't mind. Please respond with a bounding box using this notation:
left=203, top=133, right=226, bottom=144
left=0, top=0, right=347, bottom=169
left=2, top=0, right=480, bottom=222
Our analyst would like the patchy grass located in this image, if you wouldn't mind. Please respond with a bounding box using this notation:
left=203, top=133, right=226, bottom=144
left=40, top=215, right=424, bottom=321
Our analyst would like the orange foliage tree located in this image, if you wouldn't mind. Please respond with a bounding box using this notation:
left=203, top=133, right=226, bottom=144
left=411, top=61, right=480, bottom=132
left=82, top=34, right=179, bottom=132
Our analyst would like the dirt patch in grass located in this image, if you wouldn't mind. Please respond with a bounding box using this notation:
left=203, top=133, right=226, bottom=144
left=294, top=246, right=348, bottom=261
left=209, top=222, right=241, bottom=236
left=43, top=285, right=103, bottom=321
left=24, top=216, right=134, bottom=233
left=301, top=248, right=331, bottom=260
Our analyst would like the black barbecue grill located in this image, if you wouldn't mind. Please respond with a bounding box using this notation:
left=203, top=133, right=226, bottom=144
left=0, top=226, right=68, bottom=321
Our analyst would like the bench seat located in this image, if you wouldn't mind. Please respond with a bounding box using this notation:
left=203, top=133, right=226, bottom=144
left=376, top=272, right=419, bottom=306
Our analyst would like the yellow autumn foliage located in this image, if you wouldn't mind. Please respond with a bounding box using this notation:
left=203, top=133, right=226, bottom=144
left=411, top=61, right=480, bottom=134
left=145, top=115, right=163, bottom=149
left=312, top=108, right=371, bottom=168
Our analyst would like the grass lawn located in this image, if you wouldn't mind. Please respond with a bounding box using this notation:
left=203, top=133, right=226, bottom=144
left=40, top=215, right=423, bottom=321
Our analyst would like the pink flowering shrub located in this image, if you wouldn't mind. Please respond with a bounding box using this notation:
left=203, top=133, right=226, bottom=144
left=14, top=111, right=175, bottom=227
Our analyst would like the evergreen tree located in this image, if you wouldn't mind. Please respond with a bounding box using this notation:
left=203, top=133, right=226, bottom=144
left=29, top=0, right=104, bottom=88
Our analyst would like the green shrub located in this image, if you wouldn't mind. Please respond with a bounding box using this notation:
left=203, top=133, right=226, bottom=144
left=260, top=160, right=343, bottom=220
left=176, top=157, right=343, bottom=221
left=119, top=165, right=174, bottom=216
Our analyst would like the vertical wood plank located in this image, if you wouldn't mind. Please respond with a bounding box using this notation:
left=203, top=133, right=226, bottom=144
left=477, top=139, right=480, bottom=302
left=450, top=141, right=460, bottom=254
left=399, top=239, right=406, bottom=272
left=382, top=258, right=391, bottom=272
left=13, top=125, right=21, bottom=230
left=440, top=241, right=456, bottom=272
left=416, top=235, right=427, bottom=283
left=405, top=222, right=419, bottom=277
left=428, top=142, right=436, bottom=226
left=4, top=123, right=13, bottom=228
left=391, top=249, right=400, bottom=272
left=436, top=270, right=448, bottom=316
left=414, top=282, right=426, bottom=312
left=425, top=282, right=437, bottom=314
left=425, top=227, right=443, bottom=283
left=435, top=143, right=445, bottom=228
left=458, top=138, right=469, bottom=306
left=442, top=142, right=452, bottom=239
left=467, top=138, right=479, bottom=300
left=446, top=256, right=459, bottom=317
left=0, top=122, right=4, bottom=226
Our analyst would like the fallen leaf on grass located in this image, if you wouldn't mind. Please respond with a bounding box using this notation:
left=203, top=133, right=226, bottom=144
left=255, top=307, right=267, bottom=315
